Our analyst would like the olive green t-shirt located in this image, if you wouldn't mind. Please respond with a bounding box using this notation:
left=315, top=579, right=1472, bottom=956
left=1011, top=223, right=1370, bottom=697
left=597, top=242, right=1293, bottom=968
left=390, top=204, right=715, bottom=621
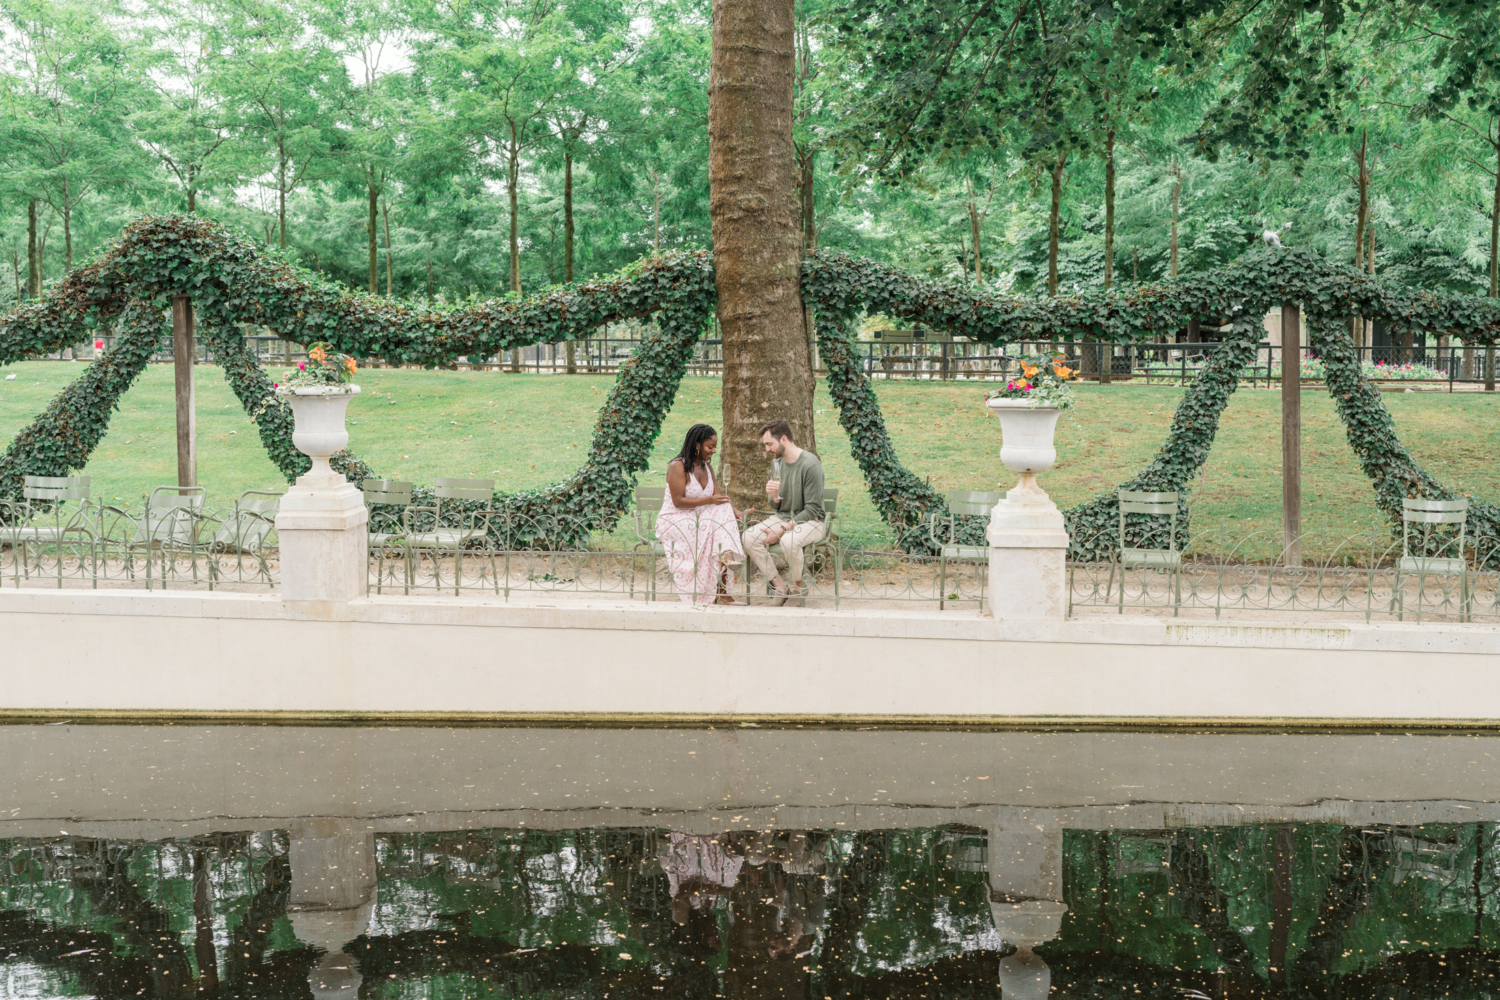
left=775, top=451, right=825, bottom=523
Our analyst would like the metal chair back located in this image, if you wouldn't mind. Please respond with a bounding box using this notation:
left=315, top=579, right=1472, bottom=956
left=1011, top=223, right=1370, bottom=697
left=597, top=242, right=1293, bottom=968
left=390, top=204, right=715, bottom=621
left=633, top=487, right=666, bottom=544
left=363, top=479, right=415, bottom=506
left=946, top=489, right=1001, bottom=518
left=1118, top=490, right=1179, bottom=552
left=213, top=490, right=283, bottom=552
left=434, top=478, right=495, bottom=502
left=1401, top=497, right=1467, bottom=558
left=142, top=486, right=207, bottom=546
left=22, top=475, right=90, bottom=503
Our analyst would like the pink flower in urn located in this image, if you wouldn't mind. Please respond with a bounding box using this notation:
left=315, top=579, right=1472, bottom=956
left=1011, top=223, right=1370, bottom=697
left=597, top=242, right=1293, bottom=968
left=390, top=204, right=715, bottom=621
left=299, top=363, right=306, bottom=370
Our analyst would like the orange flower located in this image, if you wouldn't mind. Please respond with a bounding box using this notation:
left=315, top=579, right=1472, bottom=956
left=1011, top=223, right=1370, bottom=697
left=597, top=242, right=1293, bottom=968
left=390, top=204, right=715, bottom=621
left=309, top=346, right=328, bottom=362
left=1052, top=363, right=1075, bottom=379
left=345, top=357, right=357, bottom=374
left=1021, top=363, right=1039, bottom=377
left=1013, top=378, right=1030, bottom=389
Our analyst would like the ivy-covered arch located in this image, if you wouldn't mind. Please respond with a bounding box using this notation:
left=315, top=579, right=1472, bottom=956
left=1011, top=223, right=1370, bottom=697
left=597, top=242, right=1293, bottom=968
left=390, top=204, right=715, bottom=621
left=2, top=214, right=1499, bottom=557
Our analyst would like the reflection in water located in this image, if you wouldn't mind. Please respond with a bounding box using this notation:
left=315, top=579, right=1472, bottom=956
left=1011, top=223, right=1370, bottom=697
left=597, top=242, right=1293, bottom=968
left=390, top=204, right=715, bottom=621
left=1, top=728, right=1498, bottom=998
left=3, top=821, right=1498, bottom=998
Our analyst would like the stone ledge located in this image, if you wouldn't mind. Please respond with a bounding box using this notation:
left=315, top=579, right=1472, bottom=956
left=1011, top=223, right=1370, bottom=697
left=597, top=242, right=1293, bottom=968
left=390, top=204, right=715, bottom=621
left=4, top=588, right=1500, bottom=656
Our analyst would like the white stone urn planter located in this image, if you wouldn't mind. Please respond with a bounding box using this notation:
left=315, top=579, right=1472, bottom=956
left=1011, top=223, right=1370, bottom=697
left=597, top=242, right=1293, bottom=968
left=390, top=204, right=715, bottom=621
left=985, top=397, right=1061, bottom=493
left=282, top=385, right=361, bottom=480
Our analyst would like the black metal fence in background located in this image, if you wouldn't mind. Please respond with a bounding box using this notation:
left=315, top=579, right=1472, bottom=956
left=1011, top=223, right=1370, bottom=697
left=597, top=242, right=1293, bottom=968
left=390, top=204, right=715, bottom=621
left=39, top=329, right=1500, bottom=389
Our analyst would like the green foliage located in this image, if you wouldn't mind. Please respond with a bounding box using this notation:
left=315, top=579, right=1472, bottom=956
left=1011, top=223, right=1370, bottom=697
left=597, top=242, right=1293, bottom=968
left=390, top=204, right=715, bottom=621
left=5, top=215, right=1500, bottom=557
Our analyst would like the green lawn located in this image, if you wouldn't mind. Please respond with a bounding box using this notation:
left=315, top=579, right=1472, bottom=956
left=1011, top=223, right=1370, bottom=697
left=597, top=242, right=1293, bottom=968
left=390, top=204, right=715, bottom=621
left=3, top=360, right=1499, bottom=543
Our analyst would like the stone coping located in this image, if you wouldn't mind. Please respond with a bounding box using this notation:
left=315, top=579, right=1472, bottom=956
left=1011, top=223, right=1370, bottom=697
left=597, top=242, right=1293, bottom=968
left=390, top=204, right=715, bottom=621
left=2, top=585, right=1499, bottom=655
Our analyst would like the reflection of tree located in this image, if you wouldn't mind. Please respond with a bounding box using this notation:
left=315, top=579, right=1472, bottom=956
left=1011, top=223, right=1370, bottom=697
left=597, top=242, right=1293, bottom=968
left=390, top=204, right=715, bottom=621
left=725, top=864, right=809, bottom=1000
left=818, top=831, right=885, bottom=1000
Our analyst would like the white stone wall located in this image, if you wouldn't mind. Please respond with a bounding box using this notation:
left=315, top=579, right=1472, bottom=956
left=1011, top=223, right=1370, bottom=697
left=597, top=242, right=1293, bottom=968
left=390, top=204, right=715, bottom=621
left=1, top=588, right=1498, bottom=722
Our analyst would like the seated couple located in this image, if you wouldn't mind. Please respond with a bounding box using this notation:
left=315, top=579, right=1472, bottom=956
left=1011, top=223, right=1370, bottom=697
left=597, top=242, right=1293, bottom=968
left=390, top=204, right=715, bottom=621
left=659, top=419, right=825, bottom=606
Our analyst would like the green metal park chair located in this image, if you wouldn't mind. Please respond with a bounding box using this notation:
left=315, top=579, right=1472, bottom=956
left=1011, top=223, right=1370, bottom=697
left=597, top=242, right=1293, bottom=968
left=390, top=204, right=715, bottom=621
left=207, top=489, right=284, bottom=587
left=927, top=490, right=1002, bottom=609
left=1, top=475, right=93, bottom=587
left=1393, top=497, right=1469, bottom=622
left=102, top=486, right=209, bottom=589
left=630, top=486, right=667, bottom=600
left=402, top=477, right=497, bottom=595
left=1111, top=489, right=1183, bottom=614
left=363, top=479, right=414, bottom=594
left=743, top=488, right=840, bottom=607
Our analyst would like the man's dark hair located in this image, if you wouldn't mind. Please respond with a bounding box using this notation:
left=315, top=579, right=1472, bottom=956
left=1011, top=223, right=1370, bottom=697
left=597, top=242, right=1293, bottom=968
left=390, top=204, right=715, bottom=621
left=759, top=419, right=793, bottom=442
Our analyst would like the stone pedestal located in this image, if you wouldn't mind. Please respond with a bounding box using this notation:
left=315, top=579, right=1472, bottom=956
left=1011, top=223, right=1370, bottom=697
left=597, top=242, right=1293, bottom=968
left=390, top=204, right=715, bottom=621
left=276, top=469, right=368, bottom=619
left=986, top=475, right=1069, bottom=619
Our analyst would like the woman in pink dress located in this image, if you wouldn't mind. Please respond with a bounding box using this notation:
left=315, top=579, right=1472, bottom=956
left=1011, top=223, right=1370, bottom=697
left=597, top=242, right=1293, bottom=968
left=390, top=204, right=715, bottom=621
left=659, top=424, right=745, bottom=604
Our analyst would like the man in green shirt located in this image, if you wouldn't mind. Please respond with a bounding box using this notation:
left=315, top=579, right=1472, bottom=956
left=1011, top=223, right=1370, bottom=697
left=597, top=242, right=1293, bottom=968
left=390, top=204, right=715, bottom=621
left=742, top=420, right=826, bottom=606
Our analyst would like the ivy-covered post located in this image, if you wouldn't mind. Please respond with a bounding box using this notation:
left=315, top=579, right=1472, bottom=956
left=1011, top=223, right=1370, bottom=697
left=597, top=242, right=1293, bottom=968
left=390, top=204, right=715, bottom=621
left=171, top=296, right=197, bottom=489
left=1282, top=303, right=1302, bottom=567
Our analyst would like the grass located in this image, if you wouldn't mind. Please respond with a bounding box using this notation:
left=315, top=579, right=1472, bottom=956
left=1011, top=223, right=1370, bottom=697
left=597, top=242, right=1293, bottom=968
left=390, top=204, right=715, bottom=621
left=3, top=360, right=1500, bottom=544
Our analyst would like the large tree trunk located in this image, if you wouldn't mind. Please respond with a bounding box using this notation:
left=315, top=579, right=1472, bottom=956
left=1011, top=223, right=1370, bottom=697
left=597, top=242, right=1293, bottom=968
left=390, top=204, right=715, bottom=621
left=368, top=184, right=379, bottom=293
left=26, top=199, right=38, bottom=297
left=564, top=151, right=575, bottom=281
left=1047, top=151, right=1066, bottom=297
left=710, top=0, right=815, bottom=510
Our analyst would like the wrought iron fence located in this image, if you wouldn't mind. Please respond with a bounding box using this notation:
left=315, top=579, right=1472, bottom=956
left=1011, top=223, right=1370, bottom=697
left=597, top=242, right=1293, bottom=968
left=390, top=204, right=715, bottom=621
left=1068, top=528, right=1496, bottom=623
left=366, top=509, right=987, bottom=609
left=0, top=493, right=280, bottom=590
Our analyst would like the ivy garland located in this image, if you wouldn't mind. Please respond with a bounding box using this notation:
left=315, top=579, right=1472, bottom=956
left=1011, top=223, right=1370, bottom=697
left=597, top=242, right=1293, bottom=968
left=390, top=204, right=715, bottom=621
left=2, top=214, right=1500, bottom=557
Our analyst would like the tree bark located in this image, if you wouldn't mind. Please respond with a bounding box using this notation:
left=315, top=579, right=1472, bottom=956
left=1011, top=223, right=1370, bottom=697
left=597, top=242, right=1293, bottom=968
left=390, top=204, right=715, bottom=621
left=710, top=0, right=815, bottom=510
left=1489, top=144, right=1499, bottom=391
left=508, top=136, right=521, bottom=295
left=1170, top=160, right=1181, bottom=278
left=1048, top=151, right=1066, bottom=297
left=368, top=184, right=379, bottom=294
left=383, top=199, right=393, bottom=296
left=1350, top=130, right=1369, bottom=348
left=800, top=148, right=817, bottom=256
left=278, top=132, right=288, bottom=249
left=564, top=151, right=575, bottom=281
left=26, top=199, right=38, bottom=298
left=62, top=177, right=72, bottom=271
left=1103, top=129, right=1115, bottom=290
left=652, top=169, right=661, bottom=252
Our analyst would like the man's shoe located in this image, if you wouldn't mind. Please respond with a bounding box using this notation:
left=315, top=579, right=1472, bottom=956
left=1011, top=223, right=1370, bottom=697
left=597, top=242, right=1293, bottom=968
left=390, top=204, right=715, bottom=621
left=767, top=581, right=790, bottom=607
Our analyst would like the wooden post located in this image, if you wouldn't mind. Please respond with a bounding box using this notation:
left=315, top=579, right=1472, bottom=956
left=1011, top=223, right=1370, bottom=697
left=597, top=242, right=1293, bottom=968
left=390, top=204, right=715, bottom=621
left=172, top=295, right=197, bottom=489
left=1281, top=303, right=1301, bottom=567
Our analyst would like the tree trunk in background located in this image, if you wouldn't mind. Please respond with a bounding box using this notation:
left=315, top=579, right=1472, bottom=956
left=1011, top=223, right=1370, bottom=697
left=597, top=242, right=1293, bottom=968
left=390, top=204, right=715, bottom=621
left=564, top=152, right=575, bottom=281
left=26, top=200, right=38, bottom=298
left=192, top=850, right=219, bottom=995
left=383, top=200, right=393, bottom=296
left=507, top=141, right=522, bottom=296
left=1170, top=161, right=1181, bottom=279
left=368, top=185, right=379, bottom=294
left=62, top=178, right=72, bottom=271
left=800, top=148, right=816, bottom=256
left=1187, top=318, right=1200, bottom=343
left=1364, top=212, right=1376, bottom=349
left=1100, top=130, right=1115, bottom=384
left=1488, top=148, right=1498, bottom=391
left=1350, top=130, right=1369, bottom=348
left=652, top=170, right=662, bottom=252
left=710, top=0, right=815, bottom=510
left=1047, top=151, right=1066, bottom=297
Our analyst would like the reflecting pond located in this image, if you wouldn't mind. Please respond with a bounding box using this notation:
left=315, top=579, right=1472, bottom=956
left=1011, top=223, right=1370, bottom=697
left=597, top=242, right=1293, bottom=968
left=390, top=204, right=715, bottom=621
left=1, top=726, right=1497, bottom=998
